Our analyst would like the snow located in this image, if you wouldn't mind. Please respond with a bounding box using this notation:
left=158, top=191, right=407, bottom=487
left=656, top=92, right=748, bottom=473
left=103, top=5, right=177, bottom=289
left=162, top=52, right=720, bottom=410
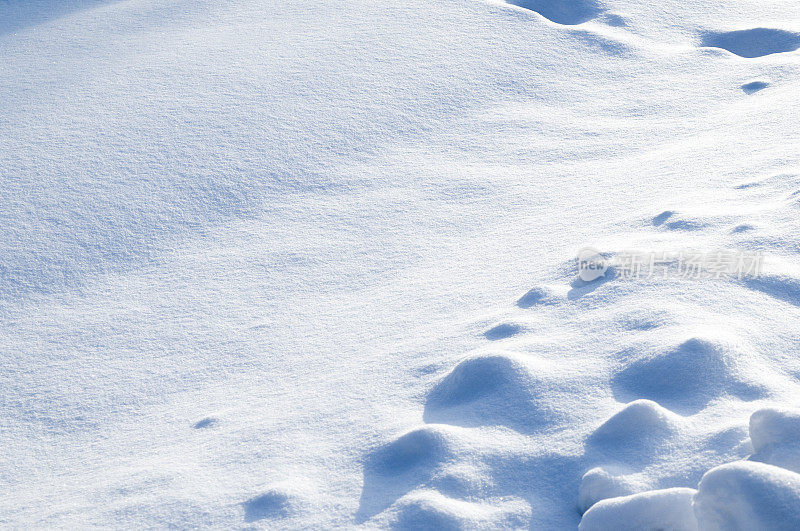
left=579, top=408, right=800, bottom=530
left=695, top=461, right=800, bottom=530
left=579, top=488, right=699, bottom=531
left=700, top=28, right=800, bottom=58
left=1, top=0, right=800, bottom=528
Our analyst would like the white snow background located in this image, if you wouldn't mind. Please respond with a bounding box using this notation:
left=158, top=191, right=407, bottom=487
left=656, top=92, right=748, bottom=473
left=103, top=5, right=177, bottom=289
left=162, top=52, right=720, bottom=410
left=1, top=0, right=800, bottom=528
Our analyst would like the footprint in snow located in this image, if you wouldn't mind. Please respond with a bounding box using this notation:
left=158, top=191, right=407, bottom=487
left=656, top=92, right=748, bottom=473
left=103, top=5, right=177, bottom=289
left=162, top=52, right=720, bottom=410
left=517, top=286, right=557, bottom=308
left=484, top=323, right=522, bottom=340
left=731, top=223, right=756, bottom=233
left=651, top=210, right=706, bottom=231
left=741, top=79, right=770, bottom=94
left=193, top=417, right=218, bottom=429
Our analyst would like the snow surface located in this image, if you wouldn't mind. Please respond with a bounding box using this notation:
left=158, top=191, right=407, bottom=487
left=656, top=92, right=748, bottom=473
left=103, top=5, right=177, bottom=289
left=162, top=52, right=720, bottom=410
left=1, top=0, right=800, bottom=528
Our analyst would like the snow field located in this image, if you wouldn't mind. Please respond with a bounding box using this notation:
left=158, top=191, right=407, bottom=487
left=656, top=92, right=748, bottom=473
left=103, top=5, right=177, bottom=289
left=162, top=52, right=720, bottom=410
left=2, top=0, right=800, bottom=527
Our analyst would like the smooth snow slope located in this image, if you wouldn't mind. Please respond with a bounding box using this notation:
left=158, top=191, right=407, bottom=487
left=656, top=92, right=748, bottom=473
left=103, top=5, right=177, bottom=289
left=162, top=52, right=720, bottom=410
left=1, top=0, right=799, bottom=528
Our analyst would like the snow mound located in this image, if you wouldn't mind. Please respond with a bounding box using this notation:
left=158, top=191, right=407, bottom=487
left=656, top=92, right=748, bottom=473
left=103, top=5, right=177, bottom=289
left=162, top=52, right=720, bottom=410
left=588, top=400, right=681, bottom=464
left=385, top=489, right=530, bottom=530
left=742, top=273, right=800, bottom=307
left=504, top=0, right=603, bottom=25
left=694, top=461, right=800, bottom=530
left=701, top=28, right=800, bottom=58
left=356, top=423, right=543, bottom=524
left=579, top=407, right=800, bottom=529
left=366, top=425, right=456, bottom=476
left=750, top=408, right=800, bottom=453
left=579, top=466, right=644, bottom=513
left=611, top=337, right=764, bottom=414
left=749, top=407, right=800, bottom=474
left=242, top=481, right=314, bottom=522
left=579, top=488, right=698, bottom=531
left=423, top=352, right=571, bottom=433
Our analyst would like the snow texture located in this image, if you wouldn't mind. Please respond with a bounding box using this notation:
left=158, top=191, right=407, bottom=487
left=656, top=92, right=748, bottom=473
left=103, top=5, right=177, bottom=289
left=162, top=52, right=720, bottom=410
left=2, top=0, right=800, bottom=528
